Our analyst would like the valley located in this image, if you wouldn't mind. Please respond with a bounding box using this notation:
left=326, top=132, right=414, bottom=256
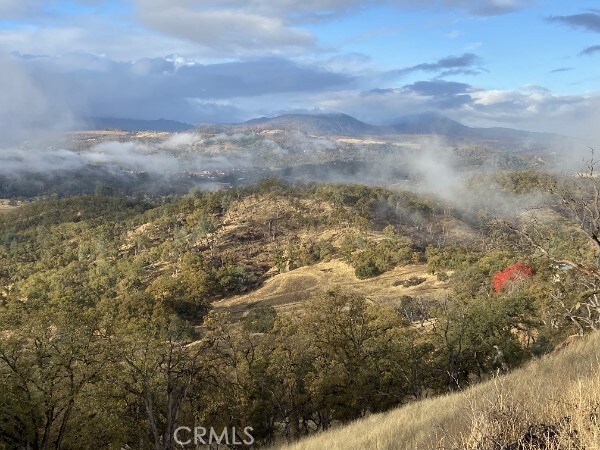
left=0, top=115, right=597, bottom=450
left=0, top=113, right=566, bottom=199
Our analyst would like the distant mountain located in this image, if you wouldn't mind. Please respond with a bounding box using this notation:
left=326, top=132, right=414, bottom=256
left=229, top=112, right=573, bottom=150
left=388, top=112, right=568, bottom=142
left=85, top=117, right=194, bottom=132
left=84, top=113, right=573, bottom=150
left=242, top=113, right=380, bottom=136
left=390, top=112, right=470, bottom=135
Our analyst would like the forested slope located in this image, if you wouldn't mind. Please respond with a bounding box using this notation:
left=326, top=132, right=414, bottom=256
left=0, top=174, right=598, bottom=448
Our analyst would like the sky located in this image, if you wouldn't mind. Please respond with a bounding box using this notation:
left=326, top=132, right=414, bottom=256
left=0, top=0, right=599, bottom=139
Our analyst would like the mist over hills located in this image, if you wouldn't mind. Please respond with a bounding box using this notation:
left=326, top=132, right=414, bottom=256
left=387, top=112, right=561, bottom=141
left=2, top=109, right=577, bottom=198
left=84, top=117, right=194, bottom=132
left=80, top=112, right=572, bottom=150
left=241, top=111, right=476, bottom=137
left=198, top=111, right=572, bottom=149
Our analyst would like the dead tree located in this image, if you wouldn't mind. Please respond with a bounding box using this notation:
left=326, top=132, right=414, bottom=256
left=504, top=150, right=600, bottom=333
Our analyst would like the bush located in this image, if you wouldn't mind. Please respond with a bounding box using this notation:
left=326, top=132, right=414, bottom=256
left=216, top=265, right=256, bottom=294
left=394, top=276, right=426, bottom=288
left=396, top=295, right=436, bottom=323
left=355, top=260, right=382, bottom=279
left=492, top=262, right=534, bottom=293
left=352, top=238, right=414, bottom=278
left=243, top=306, right=277, bottom=333
left=425, top=245, right=480, bottom=273
left=531, top=335, right=554, bottom=356
left=286, top=239, right=336, bottom=270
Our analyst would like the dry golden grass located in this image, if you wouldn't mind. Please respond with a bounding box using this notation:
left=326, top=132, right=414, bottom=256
left=213, top=261, right=450, bottom=319
left=277, top=332, right=600, bottom=450
left=0, top=199, right=17, bottom=214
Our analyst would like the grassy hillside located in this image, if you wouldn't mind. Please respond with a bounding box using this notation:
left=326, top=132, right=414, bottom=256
left=0, top=199, right=17, bottom=214
left=0, top=181, right=471, bottom=322
left=214, top=261, right=450, bottom=321
left=280, top=332, right=600, bottom=450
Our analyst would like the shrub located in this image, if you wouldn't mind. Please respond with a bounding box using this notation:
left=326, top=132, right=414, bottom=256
left=425, top=245, right=480, bottom=273
left=355, top=260, right=382, bottom=279
left=352, top=238, right=414, bottom=278
left=531, top=335, right=554, bottom=356
left=396, top=295, right=436, bottom=323
left=216, top=265, right=256, bottom=294
left=394, top=276, right=426, bottom=288
left=243, top=306, right=277, bottom=333
left=492, top=262, right=534, bottom=293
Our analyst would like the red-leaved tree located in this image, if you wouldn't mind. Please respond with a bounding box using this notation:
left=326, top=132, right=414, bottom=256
left=493, top=262, right=534, bottom=293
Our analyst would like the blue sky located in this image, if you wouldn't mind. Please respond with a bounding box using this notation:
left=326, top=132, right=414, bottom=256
left=0, top=0, right=599, bottom=139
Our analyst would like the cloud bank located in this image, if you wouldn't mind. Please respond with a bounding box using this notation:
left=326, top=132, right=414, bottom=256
left=0, top=0, right=598, bottom=152
left=547, top=12, right=600, bottom=33
left=580, top=45, right=600, bottom=55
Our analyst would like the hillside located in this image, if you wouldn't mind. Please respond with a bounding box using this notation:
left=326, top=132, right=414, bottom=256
left=280, top=331, right=600, bottom=450
left=390, top=112, right=567, bottom=144
left=0, top=174, right=598, bottom=448
left=83, top=117, right=194, bottom=132
left=390, top=112, right=471, bottom=135
left=243, top=113, right=381, bottom=136
left=214, top=261, right=450, bottom=321
left=193, top=111, right=575, bottom=150
left=0, top=200, right=17, bottom=215
left=227, top=112, right=573, bottom=150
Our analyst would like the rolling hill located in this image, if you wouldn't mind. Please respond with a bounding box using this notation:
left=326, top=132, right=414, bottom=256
left=243, top=113, right=381, bottom=136
left=83, top=117, right=194, bottom=132
left=390, top=111, right=471, bottom=135
left=76, top=112, right=576, bottom=152
left=225, top=112, right=575, bottom=150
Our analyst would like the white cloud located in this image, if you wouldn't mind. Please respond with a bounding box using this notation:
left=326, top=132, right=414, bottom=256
left=133, top=0, right=320, bottom=56
left=8, top=53, right=352, bottom=124
left=311, top=82, right=600, bottom=143
left=0, top=22, right=205, bottom=61
left=135, top=0, right=368, bottom=21
left=442, top=0, right=529, bottom=15
left=0, top=0, right=41, bottom=16
left=0, top=53, right=77, bottom=146
left=129, top=0, right=530, bottom=57
left=403, top=0, right=530, bottom=15
left=138, top=6, right=314, bottom=55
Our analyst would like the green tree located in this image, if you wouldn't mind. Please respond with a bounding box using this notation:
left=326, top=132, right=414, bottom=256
left=0, top=300, right=109, bottom=449
left=99, top=294, right=208, bottom=450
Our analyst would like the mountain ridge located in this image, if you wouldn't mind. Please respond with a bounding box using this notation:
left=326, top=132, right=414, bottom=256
left=226, top=111, right=570, bottom=143
left=83, top=112, right=573, bottom=146
left=241, top=112, right=379, bottom=136
left=82, top=117, right=195, bottom=132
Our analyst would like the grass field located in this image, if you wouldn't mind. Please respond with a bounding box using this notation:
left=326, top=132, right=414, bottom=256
left=213, top=261, right=450, bottom=320
left=0, top=200, right=17, bottom=214
left=276, top=332, right=600, bottom=450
